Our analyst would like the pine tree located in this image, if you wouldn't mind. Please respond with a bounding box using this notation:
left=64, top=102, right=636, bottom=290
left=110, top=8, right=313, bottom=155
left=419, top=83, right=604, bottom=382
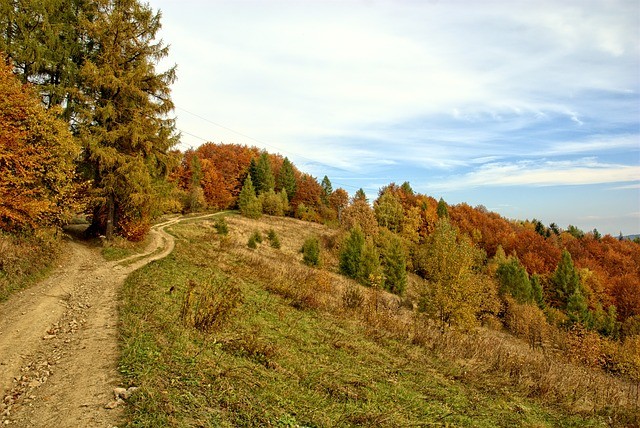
left=238, top=175, right=261, bottom=219
left=277, top=157, right=297, bottom=201
left=353, top=188, right=368, bottom=203
left=302, top=236, right=321, bottom=267
left=2, top=0, right=179, bottom=240
left=251, top=152, right=275, bottom=195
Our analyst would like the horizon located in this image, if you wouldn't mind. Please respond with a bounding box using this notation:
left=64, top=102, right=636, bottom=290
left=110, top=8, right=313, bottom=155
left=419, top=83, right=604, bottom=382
left=150, top=0, right=640, bottom=236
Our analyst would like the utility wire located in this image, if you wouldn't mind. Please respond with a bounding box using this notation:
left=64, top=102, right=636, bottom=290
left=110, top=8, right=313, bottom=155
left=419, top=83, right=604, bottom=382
left=174, top=105, right=365, bottom=191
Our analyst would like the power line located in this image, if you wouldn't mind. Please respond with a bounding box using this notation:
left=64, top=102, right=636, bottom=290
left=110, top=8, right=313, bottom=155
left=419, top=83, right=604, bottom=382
left=173, top=105, right=366, bottom=191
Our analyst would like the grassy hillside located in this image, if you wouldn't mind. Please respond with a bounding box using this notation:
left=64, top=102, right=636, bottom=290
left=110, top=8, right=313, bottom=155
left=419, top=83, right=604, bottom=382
left=118, top=214, right=637, bottom=427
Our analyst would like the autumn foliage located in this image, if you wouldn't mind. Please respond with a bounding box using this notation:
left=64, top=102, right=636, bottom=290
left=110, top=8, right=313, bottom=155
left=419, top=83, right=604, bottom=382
left=0, top=60, right=79, bottom=232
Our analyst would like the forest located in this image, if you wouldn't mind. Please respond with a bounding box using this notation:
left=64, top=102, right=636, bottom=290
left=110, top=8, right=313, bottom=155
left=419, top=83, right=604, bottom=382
left=1, top=0, right=639, bottom=400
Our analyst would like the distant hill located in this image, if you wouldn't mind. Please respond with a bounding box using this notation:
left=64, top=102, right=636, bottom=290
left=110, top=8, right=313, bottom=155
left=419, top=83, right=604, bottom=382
left=624, top=234, right=640, bottom=241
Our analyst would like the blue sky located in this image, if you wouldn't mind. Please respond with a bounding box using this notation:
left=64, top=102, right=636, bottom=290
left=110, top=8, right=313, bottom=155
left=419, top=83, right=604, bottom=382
left=150, top=0, right=640, bottom=235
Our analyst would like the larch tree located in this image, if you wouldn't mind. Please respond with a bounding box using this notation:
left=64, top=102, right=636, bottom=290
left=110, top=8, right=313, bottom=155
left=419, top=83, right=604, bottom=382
left=0, top=58, right=80, bottom=232
left=1, top=0, right=179, bottom=241
left=374, top=190, right=404, bottom=233
left=416, top=219, right=488, bottom=331
left=77, top=0, right=178, bottom=240
left=381, top=233, right=407, bottom=295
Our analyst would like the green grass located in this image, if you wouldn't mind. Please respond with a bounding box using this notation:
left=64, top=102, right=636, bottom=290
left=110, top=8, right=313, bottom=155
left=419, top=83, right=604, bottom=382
left=102, top=235, right=152, bottom=261
left=118, top=219, right=617, bottom=427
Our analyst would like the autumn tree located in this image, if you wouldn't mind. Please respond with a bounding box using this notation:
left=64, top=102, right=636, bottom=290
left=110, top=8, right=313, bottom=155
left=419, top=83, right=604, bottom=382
left=2, top=0, right=179, bottom=240
left=374, top=190, right=404, bottom=233
left=329, top=188, right=349, bottom=221
left=0, top=59, right=79, bottom=232
left=415, top=219, right=491, bottom=330
left=341, top=199, right=378, bottom=238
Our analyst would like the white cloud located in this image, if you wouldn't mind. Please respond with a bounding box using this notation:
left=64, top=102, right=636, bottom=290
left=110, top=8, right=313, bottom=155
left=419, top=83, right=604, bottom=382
left=430, top=159, right=640, bottom=191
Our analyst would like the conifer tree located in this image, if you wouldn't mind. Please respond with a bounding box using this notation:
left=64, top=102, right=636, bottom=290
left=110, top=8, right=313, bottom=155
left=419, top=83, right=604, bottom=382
left=382, top=234, right=407, bottom=295
left=320, top=175, right=333, bottom=205
left=353, top=188, right=368, bottom=203
left=339, top=227, right=365, bottom=279
left=436, top=197, right=449, bottom=219
left=358, top=239, right=382, bottom=287
left=496, top=257, right=533, bottom=304
left=238, top=175, right=261, bottom=219
left=250, top=152, right=275, bottom=195
left=277, top=157, right=297, bottom=201
left=78, top=0, right=178, bottom=240
left=551, top=250, right=581, bottom=308
left=416, top=219, right=488, bottom=331
left=374, top=191, right=404, bottom=233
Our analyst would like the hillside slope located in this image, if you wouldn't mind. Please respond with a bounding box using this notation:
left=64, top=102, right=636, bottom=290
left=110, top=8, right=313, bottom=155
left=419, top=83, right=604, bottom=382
left=118, top=214, right=637, bottom=427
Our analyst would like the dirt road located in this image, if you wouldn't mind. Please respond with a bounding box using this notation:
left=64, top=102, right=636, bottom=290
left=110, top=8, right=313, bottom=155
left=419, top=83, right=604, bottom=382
left=0, top=215, right=208, bottom=427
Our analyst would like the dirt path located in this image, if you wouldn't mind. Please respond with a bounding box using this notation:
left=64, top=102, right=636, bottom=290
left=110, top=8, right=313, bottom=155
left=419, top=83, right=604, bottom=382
left=0, top=214, right=217, bottom=427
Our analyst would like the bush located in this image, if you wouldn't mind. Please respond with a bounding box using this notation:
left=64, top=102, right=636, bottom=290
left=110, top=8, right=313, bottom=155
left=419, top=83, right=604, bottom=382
left=342, top=284, right=364, bottom=310
left=267, top=229, right=281, bottom=249
left=214, top=217, right=229, bottom=235
left=248, top=230, right=262, bottom=249
left=180, top=276, right=243, bottom=333
left=301, top=236, right=321, bottom=267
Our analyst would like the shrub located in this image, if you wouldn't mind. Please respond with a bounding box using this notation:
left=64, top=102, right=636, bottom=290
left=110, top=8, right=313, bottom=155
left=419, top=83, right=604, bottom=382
left=342, top=284, right=364, bottom=310
left=248, top=230, right=262, bottom=249
left=301, top=236, right=321, bottom=267
left=214, top=217, right=229, bottom=235
left=180, top=276, right=243, bottom=333
left=267, top=229, right=281, bottom=249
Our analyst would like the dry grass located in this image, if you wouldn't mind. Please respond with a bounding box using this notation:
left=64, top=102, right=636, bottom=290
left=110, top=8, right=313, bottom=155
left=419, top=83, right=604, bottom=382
left=213, top=214, right=640, bottom=424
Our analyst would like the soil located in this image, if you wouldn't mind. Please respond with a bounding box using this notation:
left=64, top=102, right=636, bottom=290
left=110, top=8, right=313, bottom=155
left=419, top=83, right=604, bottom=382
left=0, top=215, right=208, bottom=427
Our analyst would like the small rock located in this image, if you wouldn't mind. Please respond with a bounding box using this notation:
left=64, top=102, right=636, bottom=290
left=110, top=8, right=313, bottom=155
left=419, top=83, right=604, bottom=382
left=104, top=398, right=124, bottom=409
left=124, top=387, right=138, bottom=399
left=42, top=335, right=56, bottom=340
left=113, top=388, right=127, bottom=399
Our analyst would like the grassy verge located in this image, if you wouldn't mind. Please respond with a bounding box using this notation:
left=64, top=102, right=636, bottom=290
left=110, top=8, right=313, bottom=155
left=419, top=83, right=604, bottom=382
left=102, top=234, right=153, bottom=261
left=118, top=216, right=635, bottom=427
left=0, top=230, right=62, bottom=301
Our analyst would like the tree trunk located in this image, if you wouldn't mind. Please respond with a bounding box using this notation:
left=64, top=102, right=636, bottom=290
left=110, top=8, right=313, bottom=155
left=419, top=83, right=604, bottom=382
left=105, top=193, right=115, bottom=240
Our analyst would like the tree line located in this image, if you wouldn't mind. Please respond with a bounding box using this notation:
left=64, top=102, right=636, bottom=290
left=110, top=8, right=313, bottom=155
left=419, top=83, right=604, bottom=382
left=1, top=0, right=638, bottom=359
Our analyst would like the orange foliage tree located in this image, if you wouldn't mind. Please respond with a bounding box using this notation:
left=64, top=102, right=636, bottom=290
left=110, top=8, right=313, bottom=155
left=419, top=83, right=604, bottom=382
left=0, top=60, right=79, bottom=232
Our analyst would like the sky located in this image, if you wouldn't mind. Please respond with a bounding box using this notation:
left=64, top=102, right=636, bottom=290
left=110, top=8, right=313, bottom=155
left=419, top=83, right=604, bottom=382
left=149, top=0, right=640, bottom=236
